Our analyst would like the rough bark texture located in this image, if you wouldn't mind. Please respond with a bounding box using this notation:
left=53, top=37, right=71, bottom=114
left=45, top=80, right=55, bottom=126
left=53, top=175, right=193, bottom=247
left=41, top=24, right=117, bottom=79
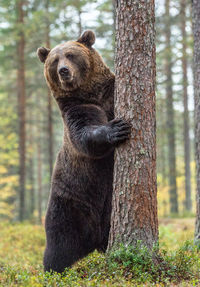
left=165, top=0, right=178, bottom=214
left=108, top=0, right=158, bottom=250
left=181, top=0, right=192, bottom=212
left=45, top=0, right=54, bottom=177
left=17, top=0, right=26, bottom=221
left=193, top=0, right=200, bottom=240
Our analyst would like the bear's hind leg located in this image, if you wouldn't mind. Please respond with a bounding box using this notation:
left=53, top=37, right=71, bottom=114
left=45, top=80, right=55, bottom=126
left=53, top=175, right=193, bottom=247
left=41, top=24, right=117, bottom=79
left=43, top=231, right=82, bottom=273
left=44, top=201, right=97, bottom=273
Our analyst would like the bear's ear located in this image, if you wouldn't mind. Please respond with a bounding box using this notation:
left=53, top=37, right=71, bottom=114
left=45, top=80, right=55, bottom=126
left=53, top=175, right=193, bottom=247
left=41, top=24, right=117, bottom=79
left=77, top=30, right=95, bottom=48
left=37, top=47, right=50, bottom=63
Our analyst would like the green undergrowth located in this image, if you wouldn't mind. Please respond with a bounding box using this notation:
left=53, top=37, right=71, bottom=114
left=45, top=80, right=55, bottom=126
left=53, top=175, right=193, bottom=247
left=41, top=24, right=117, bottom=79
left=0, top=219, right=200, bottom=286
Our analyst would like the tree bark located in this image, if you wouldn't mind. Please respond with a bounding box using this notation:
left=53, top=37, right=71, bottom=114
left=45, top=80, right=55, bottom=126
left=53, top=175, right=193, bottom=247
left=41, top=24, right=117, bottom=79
left=192, top=0, right=200, bottom=240
left=45, top=0, right=54, bottom=177
left=108, top=0, right=158, bottom=250
left=17, top=0, right=26, bottom=221
left=165, top=0, right=178, bottom=214
left=181, top=0, right=192, bottom=212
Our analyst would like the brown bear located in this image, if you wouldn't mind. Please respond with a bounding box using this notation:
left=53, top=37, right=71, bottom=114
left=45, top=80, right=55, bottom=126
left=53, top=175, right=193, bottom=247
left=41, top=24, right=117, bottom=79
left=37, top=30, right=130, bottom=273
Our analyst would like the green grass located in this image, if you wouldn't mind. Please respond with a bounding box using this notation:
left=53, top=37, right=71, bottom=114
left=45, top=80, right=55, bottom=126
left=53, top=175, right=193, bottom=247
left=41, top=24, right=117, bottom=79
left=0, top=218, right=199, bottom=286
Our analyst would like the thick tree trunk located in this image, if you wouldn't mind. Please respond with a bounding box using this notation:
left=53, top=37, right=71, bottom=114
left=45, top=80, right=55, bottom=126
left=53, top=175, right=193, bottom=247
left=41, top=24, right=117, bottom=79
left=108, top=0, right=158, bottom=250
left=193, top=0, right=200, bottom=240
left=165, top=0, right=178, bottom=214
left=181, top=0, right=192, bottom=212
left=17, top=0, right=26, bottom=221
left=45, top=0, right=54, bottom=177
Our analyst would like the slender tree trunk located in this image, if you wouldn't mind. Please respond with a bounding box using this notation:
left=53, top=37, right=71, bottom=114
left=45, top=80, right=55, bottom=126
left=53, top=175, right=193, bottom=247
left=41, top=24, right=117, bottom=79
left=37, top=134, right=42, bottom=224
left=29, top=133, right=35, bottom=217
left=29, top=155, right=35, bottom=217
left=181, top=0, right=192, bottom=212
left=112, top=0, right=116, bottom=30
left=161, top=146, right=167, bottom=185
left=78, top=9, right=82, bottom=36
left=28, top=107, right=35, bottom=218
left=17, top=0, right=26, bottom=221
left=45, top=0, right=54, bottom=177
left=108, top=0, right=158, bottom=250
left=37, top=101, right=42, bottom=224
left=159, top=99, right=167, bottom=186
left=193, top=0, right=200, bottom=240
left=165, top=0, right=178, bottom=214
left=47, top=88, right=53, bottom=177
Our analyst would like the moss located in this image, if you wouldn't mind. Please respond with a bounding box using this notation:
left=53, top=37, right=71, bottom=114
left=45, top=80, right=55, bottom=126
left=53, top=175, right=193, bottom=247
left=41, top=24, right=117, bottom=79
left=0, top=220, right=199, bottom=286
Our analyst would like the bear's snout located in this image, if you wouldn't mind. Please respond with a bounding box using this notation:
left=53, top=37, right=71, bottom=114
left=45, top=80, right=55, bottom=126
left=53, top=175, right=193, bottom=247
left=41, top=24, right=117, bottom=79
left=59, top=66, right=70, bottom=79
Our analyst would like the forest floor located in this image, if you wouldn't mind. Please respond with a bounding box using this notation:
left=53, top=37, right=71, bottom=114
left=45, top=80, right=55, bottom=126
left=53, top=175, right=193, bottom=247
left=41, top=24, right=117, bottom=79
left=0, top=218, right=199, bottom=286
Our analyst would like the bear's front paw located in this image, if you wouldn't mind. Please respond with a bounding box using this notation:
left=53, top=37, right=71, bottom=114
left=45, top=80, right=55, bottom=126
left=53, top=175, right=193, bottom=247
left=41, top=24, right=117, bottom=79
left=107, top=119, right=131, bottom=146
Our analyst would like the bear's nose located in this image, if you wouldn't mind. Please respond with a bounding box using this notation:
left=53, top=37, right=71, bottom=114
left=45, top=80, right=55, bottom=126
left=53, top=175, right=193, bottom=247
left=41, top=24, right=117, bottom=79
left=59, top=66, right=70, bottom=77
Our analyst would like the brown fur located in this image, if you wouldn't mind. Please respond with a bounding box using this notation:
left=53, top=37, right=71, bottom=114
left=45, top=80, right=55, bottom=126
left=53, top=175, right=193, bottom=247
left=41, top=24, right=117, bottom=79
left=37, top=31, right=130, bottom=273
left=44, top=41, right=114, bottom=96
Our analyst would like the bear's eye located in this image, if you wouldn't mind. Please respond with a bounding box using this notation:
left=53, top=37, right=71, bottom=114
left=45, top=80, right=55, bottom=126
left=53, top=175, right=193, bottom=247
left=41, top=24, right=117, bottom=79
left=66, top=54, right=74, bottom=60
left=52, top=58, right=59, bottom=65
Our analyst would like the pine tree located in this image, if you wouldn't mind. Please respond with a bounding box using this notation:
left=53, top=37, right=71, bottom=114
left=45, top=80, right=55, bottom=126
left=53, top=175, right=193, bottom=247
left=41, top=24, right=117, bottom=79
left=165, top=0, right=178, bottom=214
left=108, top=0, right=158, bottom=250
left=180, top=0, right=192, bottom=212
left=16, top=0, right=26, bottom=221
left=192, top=0, right=200, bottom=241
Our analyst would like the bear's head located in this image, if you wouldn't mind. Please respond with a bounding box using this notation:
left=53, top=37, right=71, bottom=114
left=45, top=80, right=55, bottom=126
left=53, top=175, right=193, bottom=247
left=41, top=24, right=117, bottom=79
left=37, top=31, right=113, bottom=98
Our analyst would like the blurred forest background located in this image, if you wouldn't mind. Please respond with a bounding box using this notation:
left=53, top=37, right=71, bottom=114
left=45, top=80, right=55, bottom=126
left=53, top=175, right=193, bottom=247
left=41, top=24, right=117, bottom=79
left=0, top=0, right=195, bottom=222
